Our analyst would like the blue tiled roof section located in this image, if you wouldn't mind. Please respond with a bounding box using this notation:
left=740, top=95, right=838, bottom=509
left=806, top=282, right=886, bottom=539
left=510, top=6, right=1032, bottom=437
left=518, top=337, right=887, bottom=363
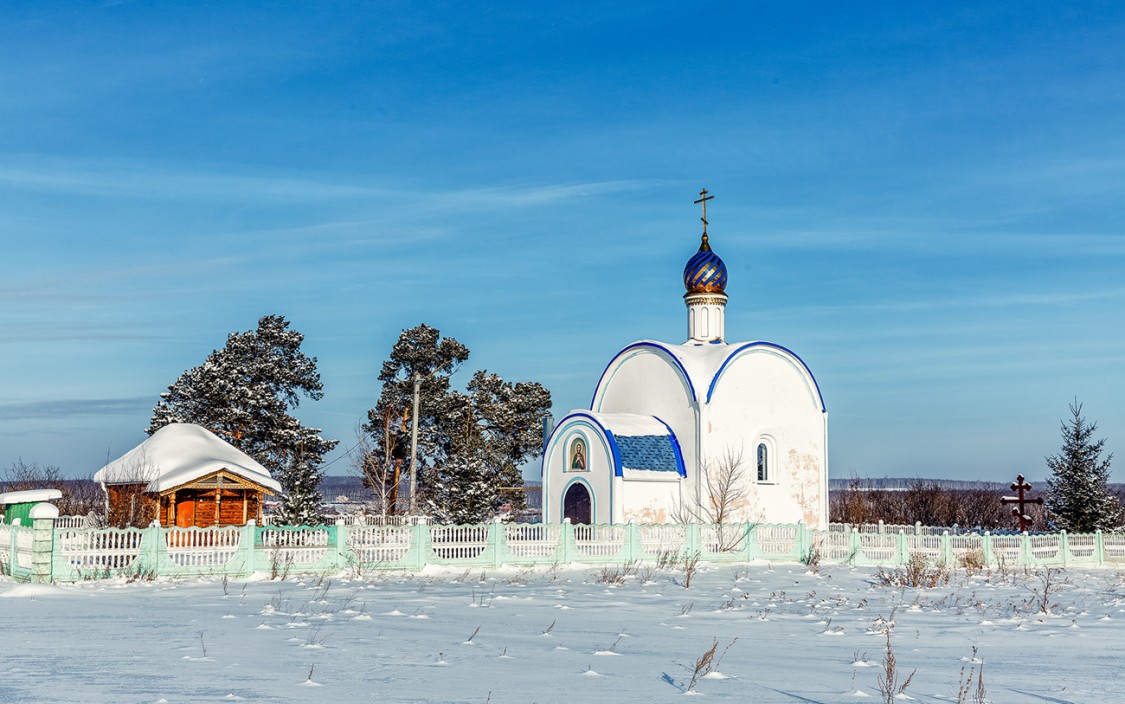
left=616, top=435, right=681, bottom=473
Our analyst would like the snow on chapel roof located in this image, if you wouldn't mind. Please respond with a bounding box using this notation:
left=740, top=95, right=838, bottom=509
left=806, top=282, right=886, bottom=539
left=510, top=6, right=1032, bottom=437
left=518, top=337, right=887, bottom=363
left=592, top=339, right=827, bottom=412
left=93, top=423, right=282, bottom=494
left=584, top=412, right=686, bottom=476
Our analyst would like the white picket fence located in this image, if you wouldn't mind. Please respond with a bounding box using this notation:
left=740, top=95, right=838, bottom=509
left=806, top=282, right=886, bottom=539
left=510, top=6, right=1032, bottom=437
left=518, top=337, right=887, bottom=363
left=829, top=521, right=952, bottom=536
left=8, top=517, right=1125, bottom=583
left=260, top=513, right=428, bottom=527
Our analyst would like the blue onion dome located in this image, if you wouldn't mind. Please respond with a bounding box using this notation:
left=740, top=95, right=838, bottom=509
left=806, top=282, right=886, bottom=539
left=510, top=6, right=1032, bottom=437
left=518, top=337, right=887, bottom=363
left=683, top=234, right=728, bottom=294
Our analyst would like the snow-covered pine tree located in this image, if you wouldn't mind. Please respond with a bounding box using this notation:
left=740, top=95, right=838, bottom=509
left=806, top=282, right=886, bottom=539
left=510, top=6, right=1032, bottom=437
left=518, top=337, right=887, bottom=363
left=275, top=450, right=325, bottom=526
left=364, top=325, right=552, bottom=521
left=425, top=453, right=502, bottom=525
left=148, top=315, right=338, bottom=524
left=363, top=324, right=469, bottom=510
left=465, top=370, right=552, bottom=514
left=1045, top=400, right=1120, bottom=533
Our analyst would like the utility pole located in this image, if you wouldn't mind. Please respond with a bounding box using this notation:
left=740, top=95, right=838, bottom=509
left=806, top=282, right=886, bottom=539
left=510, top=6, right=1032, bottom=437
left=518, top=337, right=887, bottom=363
left=407, top=374, right=421, bottom=515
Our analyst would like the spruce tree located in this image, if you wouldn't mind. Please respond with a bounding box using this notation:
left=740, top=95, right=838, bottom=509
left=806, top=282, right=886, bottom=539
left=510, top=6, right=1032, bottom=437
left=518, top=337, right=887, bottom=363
left=275, top=451, right=325, bottom=526
left=1045, top=400, right=1120, bottom=533
left=148, top=315, right=338, bottom=524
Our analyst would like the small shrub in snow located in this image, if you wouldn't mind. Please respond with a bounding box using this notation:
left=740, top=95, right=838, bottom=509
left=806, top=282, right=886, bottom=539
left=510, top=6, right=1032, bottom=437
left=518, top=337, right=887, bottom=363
left=804, top=543, right=822, bottom=574
left=681, top=551, right=701, bottom=588
left=875, top=626, right=914, bottom=704
left=875, top=552, right=950, bottom=588
left=1026, top=567, right=1070, bottom=614
left=957, top=548, right=985, bottom=576
left=955, top=647, right=987, bottom=704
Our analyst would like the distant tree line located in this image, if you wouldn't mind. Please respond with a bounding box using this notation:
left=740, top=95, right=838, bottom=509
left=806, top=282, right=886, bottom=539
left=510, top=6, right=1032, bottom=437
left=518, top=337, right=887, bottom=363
left=1, top=460, right=102, bottom=517
left=832, top=401, right=1122, bottom=532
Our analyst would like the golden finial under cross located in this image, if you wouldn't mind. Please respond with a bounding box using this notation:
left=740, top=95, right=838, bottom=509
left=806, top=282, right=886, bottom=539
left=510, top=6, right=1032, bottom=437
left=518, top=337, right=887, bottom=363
left=694, top=188, right=714, bottom=249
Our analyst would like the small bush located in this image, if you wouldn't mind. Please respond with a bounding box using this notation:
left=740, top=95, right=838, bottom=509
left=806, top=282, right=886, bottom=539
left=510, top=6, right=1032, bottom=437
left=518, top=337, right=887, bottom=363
left=957, top=548, right=985, bottom=575
left=804, top=543, right=822, bottom=574
left=875, top=552, right=950, bottom=588
left=876, top=627, right=915, bottom=704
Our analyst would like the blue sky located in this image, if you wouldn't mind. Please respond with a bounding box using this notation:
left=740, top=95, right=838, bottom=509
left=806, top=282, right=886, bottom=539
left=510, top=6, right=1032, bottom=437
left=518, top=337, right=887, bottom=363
left=2, top=1, right=1123, bottom=482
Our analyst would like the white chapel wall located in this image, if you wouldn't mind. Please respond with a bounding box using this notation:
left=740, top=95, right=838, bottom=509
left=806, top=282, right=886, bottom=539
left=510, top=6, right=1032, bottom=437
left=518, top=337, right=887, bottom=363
left=705, top=347, right=828, bottom=528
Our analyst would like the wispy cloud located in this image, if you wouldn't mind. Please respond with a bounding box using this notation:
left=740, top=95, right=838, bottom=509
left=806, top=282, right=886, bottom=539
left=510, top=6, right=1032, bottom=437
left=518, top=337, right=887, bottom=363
left=0, top=397, right=153, bottom=421
left=0, top=156, right=649, bottom=211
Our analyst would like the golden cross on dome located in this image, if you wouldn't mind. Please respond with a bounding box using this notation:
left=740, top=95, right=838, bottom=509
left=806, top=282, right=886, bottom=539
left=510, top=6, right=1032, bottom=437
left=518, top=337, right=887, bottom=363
left=694, top=188, right=714, bottom=248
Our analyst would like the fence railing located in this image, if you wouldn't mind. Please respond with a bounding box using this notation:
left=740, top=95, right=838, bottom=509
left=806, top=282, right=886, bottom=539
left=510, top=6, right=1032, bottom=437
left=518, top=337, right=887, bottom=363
left=829, top=521, right=957, bottom=536
left=259, top=514, right=428, bottom=527
left=5, top=518, right=1125, bottom=584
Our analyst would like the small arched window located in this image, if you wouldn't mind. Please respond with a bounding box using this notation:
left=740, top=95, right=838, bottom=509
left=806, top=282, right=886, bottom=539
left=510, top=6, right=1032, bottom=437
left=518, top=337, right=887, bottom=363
left=756, top=443, right=769, bottom=482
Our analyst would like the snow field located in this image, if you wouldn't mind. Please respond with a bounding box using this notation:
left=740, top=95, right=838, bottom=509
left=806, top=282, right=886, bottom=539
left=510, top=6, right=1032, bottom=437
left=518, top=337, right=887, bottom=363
left=2, top=563, right=1124, bottom=703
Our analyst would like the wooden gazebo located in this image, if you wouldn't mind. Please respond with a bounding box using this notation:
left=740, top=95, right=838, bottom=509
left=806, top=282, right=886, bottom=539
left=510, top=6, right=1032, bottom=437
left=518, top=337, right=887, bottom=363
left=94, top=423, right=282, bottom=528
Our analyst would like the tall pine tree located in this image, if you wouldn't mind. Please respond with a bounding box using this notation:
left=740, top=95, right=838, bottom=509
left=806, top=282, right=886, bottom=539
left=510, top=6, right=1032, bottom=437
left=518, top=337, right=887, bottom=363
left=148, top=315, right=338, bottom=524
left=363, top=324, right=470, bottom=511
left=1045, top=400, right=1120, bottom=533
left=364, top=325, right=551, bottom=521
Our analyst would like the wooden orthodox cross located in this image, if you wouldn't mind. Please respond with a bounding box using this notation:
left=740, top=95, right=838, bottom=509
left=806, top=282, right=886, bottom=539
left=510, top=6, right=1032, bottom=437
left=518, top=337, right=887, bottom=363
left=1000, top=474, right=1043, bottom=533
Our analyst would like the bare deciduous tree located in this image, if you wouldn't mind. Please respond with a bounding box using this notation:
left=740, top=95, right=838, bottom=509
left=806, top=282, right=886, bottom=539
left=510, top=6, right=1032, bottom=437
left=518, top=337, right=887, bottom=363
left=673, top=449, right=748, bottom=551
left=354, top=415, right=404, bottom=521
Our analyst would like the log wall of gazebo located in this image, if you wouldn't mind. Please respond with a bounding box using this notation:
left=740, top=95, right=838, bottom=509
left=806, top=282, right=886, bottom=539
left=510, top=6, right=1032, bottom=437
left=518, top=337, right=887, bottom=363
left=158, top=470, right=270, bottom=528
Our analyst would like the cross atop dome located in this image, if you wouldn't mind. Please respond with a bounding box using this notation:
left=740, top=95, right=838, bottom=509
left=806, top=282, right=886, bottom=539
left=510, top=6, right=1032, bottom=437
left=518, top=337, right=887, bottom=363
left=682, top=188, right=729, bottom=343
left=694, top=188, right=714, bottom=251
left=683, top=188, right=728, bottom=295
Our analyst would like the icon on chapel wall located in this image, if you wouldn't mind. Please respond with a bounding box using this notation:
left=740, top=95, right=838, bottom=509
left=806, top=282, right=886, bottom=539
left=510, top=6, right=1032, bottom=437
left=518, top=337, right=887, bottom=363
left=570, top=438, right=587, bottom=470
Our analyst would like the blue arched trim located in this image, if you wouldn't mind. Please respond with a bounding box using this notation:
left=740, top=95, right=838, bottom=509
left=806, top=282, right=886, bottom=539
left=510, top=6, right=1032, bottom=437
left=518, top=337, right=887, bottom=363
left=560, top=476, right=596, bottom=525
left=590, top=341, right=698, bottom=409
left=651, top=416, right=688, bottom=478
left=541, top=412, right=620, bottom=523
left=560, top=412, right=623, bottom=477
left=705, top=341, right=827, bottom=412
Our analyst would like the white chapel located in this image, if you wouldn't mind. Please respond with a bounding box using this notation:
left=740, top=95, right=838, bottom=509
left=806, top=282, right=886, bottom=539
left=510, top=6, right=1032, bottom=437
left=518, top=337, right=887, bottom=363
left=541, top=191, right=829, bottom=528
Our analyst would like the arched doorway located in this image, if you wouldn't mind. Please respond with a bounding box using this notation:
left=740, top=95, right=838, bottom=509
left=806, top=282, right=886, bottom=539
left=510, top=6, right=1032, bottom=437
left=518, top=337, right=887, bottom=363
left=563, top=482, right=592, bottom=524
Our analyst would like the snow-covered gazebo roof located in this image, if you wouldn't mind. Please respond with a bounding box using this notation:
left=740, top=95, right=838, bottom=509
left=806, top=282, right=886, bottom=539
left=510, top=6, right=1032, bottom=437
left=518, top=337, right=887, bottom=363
left=93, top=423, right=282, bottom=494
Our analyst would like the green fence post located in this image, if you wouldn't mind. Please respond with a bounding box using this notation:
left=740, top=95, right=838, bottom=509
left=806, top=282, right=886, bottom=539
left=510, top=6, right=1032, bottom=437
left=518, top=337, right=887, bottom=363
left=1058, top=530, right=1068, bottom=567
left=561, top=519, right=574, bottom=564
left=687, top=523, right=701, bottom=557
left=941, top=531, right=952, bottom=566
left=850, top=528, right=860, bottom=565
left=335, top=519, right=350, bottom=574
left=796, top=522, right=808, bottom=562
left=1096, top=530, right=1104, bottom=566
left=626, top=521, right=639, bottom=563
left=1021, top=532, right=1032, bottom=567
left=744, top=523, right=754, bottom=562
left=982, top=532, right=993, bottom=567
left=490, top=520, right=502, bottom=568
left=240, top=521, right=257, bottom=577
left=897, top=530, right=907, bottom=566
left=30, top=503, right=58, bottom=584
left=138, top=522, right=160, bottom=576
left=7, top=523, right=15, bottom=576
left=412, top=521, right=432, bottom=570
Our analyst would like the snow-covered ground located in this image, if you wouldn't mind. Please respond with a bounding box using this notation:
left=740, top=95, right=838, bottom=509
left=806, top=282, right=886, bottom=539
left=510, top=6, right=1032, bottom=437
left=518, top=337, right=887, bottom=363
left=2, top=562, right=1123, bottom=703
